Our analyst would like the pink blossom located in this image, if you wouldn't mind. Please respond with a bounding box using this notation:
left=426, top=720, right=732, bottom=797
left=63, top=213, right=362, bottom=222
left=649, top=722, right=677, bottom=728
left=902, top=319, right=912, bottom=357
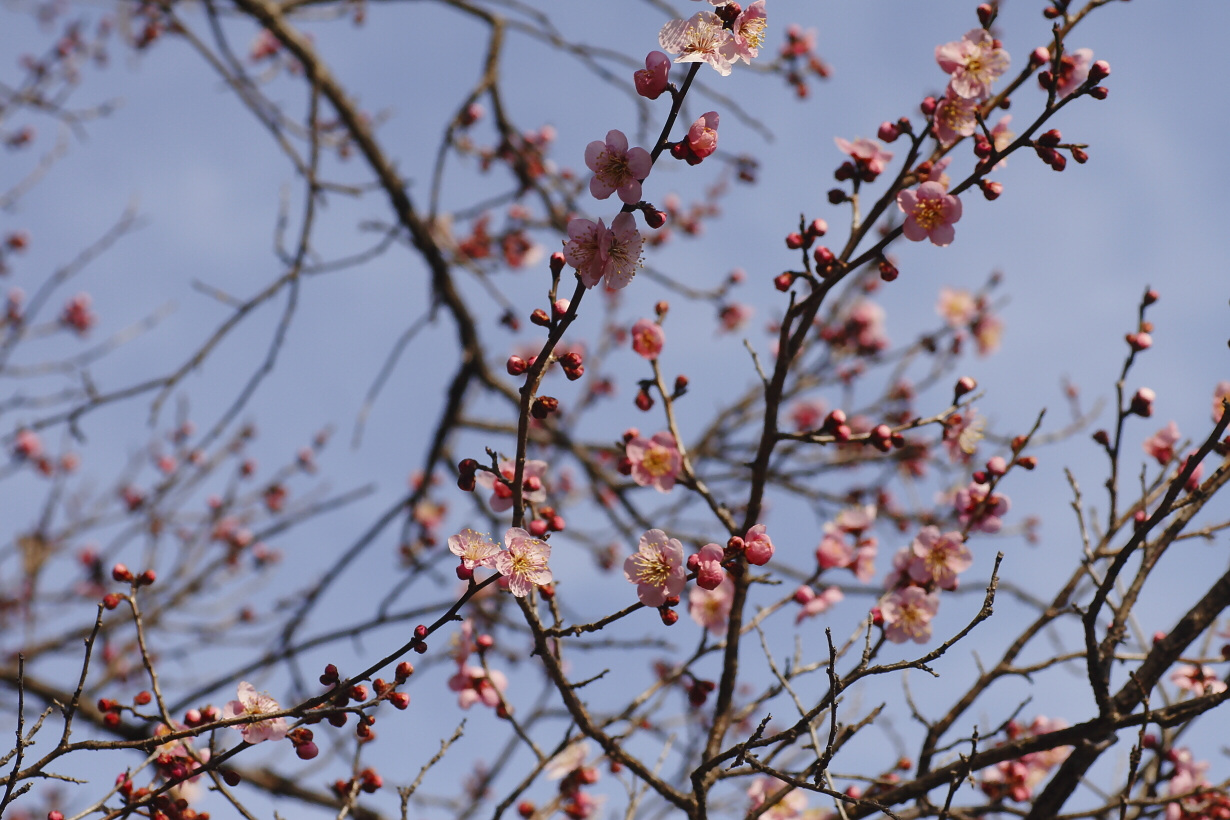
left=12, top=429, right=42, bottom=460
left=545, top=740, right=592, bottom=780
left=747, top=776, right=809, bottom=820
left=834, top=136, right=893, bottom=177
left=943, top=408, right=985, bottom=463
left=743, top=524, right=774, bottom=566
left=990, top=115, right=1015, bottom=167
left=634, top=51, right=671, bottom=100
left=897, top=181, right=963, bottom=246
left=1053, top=48, right=1093, bottom=98
left=907, top=526, right=971, bottom=590
left=1170, top=664, right=1227, bottom=697
left=562, top=214, right=643, bottom=290
left=448, top=664, right=508, bottom=709
left=937, top=287, right=977, bottom=328
left=729, top=1, right=767, bottom=65
left=1212, top=381, right=1230, bottom=423
left=973, top=312, right=1004, bottom=355
left=954, top=480, right=1010, bottom=533
left=851, top=539, right=878, bottom=582
left=585, top=130, right=652, bottom=205
left=794, top=585, right=843, bottom=623
left=630, top=318, right=665, bottom=359
left=788, top=398, right=827, bottom=431
left=658, top=12, right=737, bottom=76
left=494, top=527, right=553, bottom=597
left=689, top=575, right=734, bottom=634
left=816, top=526, right=854, bottom=570
left=842, top=299, right=890, bottom=353
left=626, top=432, right=682, bottom=492
left=935, top=28, right=1010, bottom=100
left=474, top=459, right=547, bottom=513
left=624, top=528, right=686, bottom=606
left=573, top=211, right=642, bottom=290
left=932, top=88, right=979, bottom=146
left=1143, top=421, right=1181, bottom=465
left=693, top=543, right=726, bottom=590
left=222, top=681, right=288, bottom=744
left=448, top=528, right=500, bottom=570
left=880, top=586, right=940, bottom=644
left=687, top=111, right=720, bottom=160
left=980, top=717, right=1072, bottom=803
left=717, top=301, right=752, bottom=333
left=835, top=505, right=876, bottom=533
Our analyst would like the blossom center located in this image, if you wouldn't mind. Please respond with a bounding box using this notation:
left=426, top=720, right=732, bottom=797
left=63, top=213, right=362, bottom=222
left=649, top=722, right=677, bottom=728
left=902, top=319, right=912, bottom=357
left=597, top=151, right=632, bottom=185
left=741, top=18, right=766, bottom=50
left=632, top=549, right=671, bottom=586
left=911, top=197, right=944, bottom=231
left=641, top=445, right=673, bottom=476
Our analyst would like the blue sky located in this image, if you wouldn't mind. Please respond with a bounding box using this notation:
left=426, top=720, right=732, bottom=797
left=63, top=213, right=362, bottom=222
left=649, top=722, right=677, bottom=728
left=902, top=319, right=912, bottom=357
left=2, top=0, right=1228, bottom=816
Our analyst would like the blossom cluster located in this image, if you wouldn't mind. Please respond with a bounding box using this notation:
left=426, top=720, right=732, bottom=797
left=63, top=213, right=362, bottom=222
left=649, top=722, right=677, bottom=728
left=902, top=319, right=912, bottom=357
left=875, top=524, right=973, bottom=644
left=448, top=527, right=553, bottom=597
left=979, top=717, right=1072, bottom=803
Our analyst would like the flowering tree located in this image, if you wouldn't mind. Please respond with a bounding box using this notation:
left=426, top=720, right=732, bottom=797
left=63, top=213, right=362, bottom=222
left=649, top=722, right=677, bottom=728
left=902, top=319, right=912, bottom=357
left=1, top=2, right=1228, bottom=820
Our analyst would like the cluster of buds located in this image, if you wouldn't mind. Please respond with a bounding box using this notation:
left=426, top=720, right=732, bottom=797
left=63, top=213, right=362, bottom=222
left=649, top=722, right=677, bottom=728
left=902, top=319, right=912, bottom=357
left=457, top=458, right=479, bottom=491
left=287, top=727, right=319, bottom=760
left=866, top=423, right=906, bottom=453
left=527, top=505, right=566, bottom=538
left=333, top=768, right=383, bottom=797
left=820, top=409, right=853, bottom=441
left=669, top=111, right=719, bottom=166
left=558, top=351, right=584, bottom=381
left=111, top=563, right=157, bottom=587
left=784, top=217, right=828, bottom=251
left=1034, top=129, right=1069, bottom=172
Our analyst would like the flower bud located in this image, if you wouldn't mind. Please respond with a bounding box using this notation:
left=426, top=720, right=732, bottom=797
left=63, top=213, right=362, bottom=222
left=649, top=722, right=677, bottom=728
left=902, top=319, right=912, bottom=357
left=774, top=273, right=794, bottom=291
left=1089, top=60, right=1110, bottom=83
left=955, top=376, right=977, bottom=398
left=785, top=232, right=805, bottom=250
left=877, top=121, right=899, bottom=143
left=530, top=308, right=550, bottom=327
left=645, top=208, right=667, bottom=229
left=549, top=252, right=566, bottom=277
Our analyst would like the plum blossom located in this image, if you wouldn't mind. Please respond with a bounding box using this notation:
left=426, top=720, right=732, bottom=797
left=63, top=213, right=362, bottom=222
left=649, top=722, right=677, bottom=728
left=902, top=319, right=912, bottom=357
left=545, top=740, right=593, bottom=780
left=659, top=11, right=737, bottom=76
left=907, top=526, right=971, bottom=590
left=816, top=525, right=855, bottom=570
left=835, top=136, right=893, bottom=177
left=1143, top=421, right=1181, bottom=465
left=448, top=664, right=508, bottom=709
left=937, top=287, right=978, bottom=328
left=943, top=408, right=985, bottom=462
left=932, top=88, right=979, bottom=146
left=1170, top=664, right=1227, bottom=697
left=747, top=776, right=810, bottom=820
left=743, top=524, right=775, bottom=565
left=690, top=575, right=734, bottom=634
left=788, top=398, right=827, bottom=431
left=585, top=130, right=651, bottom=205
left=630, top=318, right=665, bottom=359
left=728, top=1, right=767, bottom=65
left=980, top=717, right=1072, bottom=803
left=851, top=539, right=878, bottom=582
left=693, top=543, right=726, bottom=590
left=954, top=480, right=1010, bottom=533
left=794, top=585, right=843, bottom=623
left=1212, top=381, right=1230, bottom=423
left=475, top=459, right=547, bottom=512
left=936, top=28, right=1010, bottom=100
left=626, top=432, right=682, bottom=492
left=634, top=51, right=671, bottom=100
left=835, top=504, right=876, bottom=533
left=973, top=311, right=1004, bottom=355
left=880, top=586, right=940, bottom=644
left=717, top=301, right=752, bottom=333
left=897, top=182, right=962, bottom=246
left=222, top=681, right=288, bottom=744
left=1163, top=748, right=1230, bottom=820
left=688, top=111, right=720, bottom=160
left=1053, top=48, right=1093, bottom=98
left=562, top=212, right=643, bottom=290
left=494, top=528, right=553, bottom=597
left=448, top=528, right=500, bottom=570
left=624, top=528, right=686, bottom=606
